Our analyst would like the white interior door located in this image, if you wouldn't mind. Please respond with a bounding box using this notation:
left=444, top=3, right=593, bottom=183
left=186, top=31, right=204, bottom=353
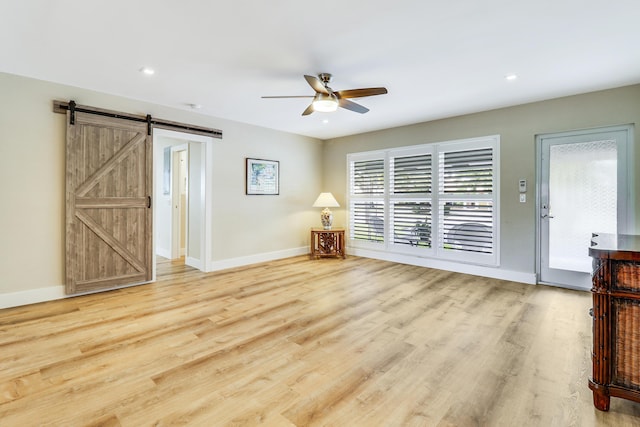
left=537, top=125, right=633, bottom=290
left=171, top=147, right=188, bottom=259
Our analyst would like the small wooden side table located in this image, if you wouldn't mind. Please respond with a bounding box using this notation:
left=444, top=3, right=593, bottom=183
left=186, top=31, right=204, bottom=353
left=310, top=228, right=346, bottom=259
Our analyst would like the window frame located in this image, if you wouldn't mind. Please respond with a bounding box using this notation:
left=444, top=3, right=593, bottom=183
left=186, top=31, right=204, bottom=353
left=347, top=135, right=500, bottom=267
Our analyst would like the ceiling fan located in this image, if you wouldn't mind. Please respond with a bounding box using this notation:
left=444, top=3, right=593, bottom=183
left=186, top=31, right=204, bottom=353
left=262, top=73, right=388, bottom=116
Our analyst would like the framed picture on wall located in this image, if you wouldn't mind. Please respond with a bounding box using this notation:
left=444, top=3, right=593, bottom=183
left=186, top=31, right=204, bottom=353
left=246, top=158, right=279, bottom=195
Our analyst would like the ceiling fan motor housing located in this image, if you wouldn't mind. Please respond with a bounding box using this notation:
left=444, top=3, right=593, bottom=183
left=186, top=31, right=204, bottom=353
left=318, top=73, right=333, bottom=86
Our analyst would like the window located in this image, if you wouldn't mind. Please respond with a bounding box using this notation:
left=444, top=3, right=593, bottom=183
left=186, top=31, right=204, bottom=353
left=349, top=156, right=385, bottom=245
left=389, top=149, right=433, bottom=251
left=347, top=136, right=499, bottom=266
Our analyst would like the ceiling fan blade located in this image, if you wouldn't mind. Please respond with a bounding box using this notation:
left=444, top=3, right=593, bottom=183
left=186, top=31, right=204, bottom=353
left=304, top=75, right=329, bottom=94
left=262, top=95, right=314, bottom=99
left=339, top=99, right=369, bottom=114
left=302, top=103, right=314, bottom=116
left=336, top=87, right=388, bottom=99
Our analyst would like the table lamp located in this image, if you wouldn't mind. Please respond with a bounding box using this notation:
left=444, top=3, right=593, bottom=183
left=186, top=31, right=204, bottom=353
left=312, top=192, right=340, bottom=229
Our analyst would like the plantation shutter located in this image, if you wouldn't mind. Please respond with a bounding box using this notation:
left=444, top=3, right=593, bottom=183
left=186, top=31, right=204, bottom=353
left=390, top=153, right=432, bottom=248
left=390, top=154, right=431, bottom=194
left=438, top=147, right=494, bottom=255
left=440, top=148, right=493, bottom=194
left=390, top=201, right=432, bottom=247
left=351, top=159, right=385, bottom=194
left=347, top=135, right=498, bottom=266
left=349, top=158, right=385, bottom=243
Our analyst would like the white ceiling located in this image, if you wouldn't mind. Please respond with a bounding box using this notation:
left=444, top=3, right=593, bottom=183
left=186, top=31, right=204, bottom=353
left=2, top=1, right=639, bottom=140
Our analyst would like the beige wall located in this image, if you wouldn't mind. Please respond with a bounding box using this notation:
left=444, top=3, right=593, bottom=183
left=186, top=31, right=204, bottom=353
left=323, top=84, right=640, bottom=277
left=1, top=70, right=637, bottom=302
left=0, top=72, right=322, bottom=297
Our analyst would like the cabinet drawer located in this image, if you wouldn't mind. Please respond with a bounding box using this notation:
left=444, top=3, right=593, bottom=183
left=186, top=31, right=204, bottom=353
left=614, top=262, right=640, bottom=291
left=613, top=299, right=640, bottom=389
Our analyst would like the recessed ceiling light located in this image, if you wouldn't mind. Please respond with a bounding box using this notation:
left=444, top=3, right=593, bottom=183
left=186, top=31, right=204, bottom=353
left=140, top=67, right=155, bottom=75
left=323, top=119, right=329, bottom=124
left=505, top=74, right=518, bottom=81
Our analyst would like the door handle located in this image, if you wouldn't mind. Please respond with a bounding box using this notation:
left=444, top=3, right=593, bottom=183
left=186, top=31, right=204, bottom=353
left=541, top=214, right=555, bottom=219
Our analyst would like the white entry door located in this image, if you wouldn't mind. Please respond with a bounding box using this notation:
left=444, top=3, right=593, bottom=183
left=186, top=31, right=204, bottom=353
left=537, top=125, right=633, bottom=290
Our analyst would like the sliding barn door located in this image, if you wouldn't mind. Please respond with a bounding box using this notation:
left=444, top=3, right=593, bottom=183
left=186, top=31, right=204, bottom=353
left=65, top=112, right=152, bottom=294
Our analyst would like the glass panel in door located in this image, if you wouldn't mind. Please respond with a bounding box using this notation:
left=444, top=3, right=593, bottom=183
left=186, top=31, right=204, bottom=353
left=548, top=140, right=617, bottom=273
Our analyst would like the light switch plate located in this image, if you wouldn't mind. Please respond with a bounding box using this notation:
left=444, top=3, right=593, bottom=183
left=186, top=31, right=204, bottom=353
left=519, top=193, right=526, bottom=203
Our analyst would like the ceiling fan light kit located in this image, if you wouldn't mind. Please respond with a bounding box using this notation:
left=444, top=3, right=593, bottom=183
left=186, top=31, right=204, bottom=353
left=312, top=93, right=339, bottom=112
left=262, top=73, right=387, bottom=116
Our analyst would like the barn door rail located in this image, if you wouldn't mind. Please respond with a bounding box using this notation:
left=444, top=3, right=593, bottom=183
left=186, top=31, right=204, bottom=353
left=54, top=100, right=223, bottom=139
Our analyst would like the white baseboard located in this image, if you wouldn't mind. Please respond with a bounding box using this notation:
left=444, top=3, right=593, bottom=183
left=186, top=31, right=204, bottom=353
left=206, top=246, right=308, bottom=272
left=0, top=247, right=309, bottom=310
left=1, top=246, right=536, bottom=311
left=185, top=256, right=203, bottom=270
left=156, top=247, right=171, bottom=259
left=0, top=285, right=67, bottom=310
left=349, top=248, right=537, bottom=285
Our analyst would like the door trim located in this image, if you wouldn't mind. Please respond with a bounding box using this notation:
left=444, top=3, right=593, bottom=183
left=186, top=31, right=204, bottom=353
left=535, top=124, right=635, bottom=288
left=153, top=128, right=215, bottom=275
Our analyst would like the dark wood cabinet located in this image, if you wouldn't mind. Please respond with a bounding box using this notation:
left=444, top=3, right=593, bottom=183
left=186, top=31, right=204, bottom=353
left=589, top=233, right=640, bottom=411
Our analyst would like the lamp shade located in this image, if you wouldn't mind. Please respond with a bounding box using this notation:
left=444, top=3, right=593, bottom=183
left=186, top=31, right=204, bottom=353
left=312, top=192, right=340, bottom=208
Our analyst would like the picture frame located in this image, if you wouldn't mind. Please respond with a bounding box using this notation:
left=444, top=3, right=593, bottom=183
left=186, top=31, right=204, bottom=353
left=246, top=158, right=279, bottom=195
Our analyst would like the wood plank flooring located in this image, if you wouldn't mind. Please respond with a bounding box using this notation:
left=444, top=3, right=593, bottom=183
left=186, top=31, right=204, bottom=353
left=1, top=255, right=640, bottom=426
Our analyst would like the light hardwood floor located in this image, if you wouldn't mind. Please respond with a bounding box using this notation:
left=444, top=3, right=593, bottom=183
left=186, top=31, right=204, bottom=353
left=1, top=256, right=640, bottom=426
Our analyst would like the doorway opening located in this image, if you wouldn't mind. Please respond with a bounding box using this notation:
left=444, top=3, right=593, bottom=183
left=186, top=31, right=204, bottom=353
left=153, top=129, right=214, bottom=277
left=536, top=124, right=634, bottom=290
